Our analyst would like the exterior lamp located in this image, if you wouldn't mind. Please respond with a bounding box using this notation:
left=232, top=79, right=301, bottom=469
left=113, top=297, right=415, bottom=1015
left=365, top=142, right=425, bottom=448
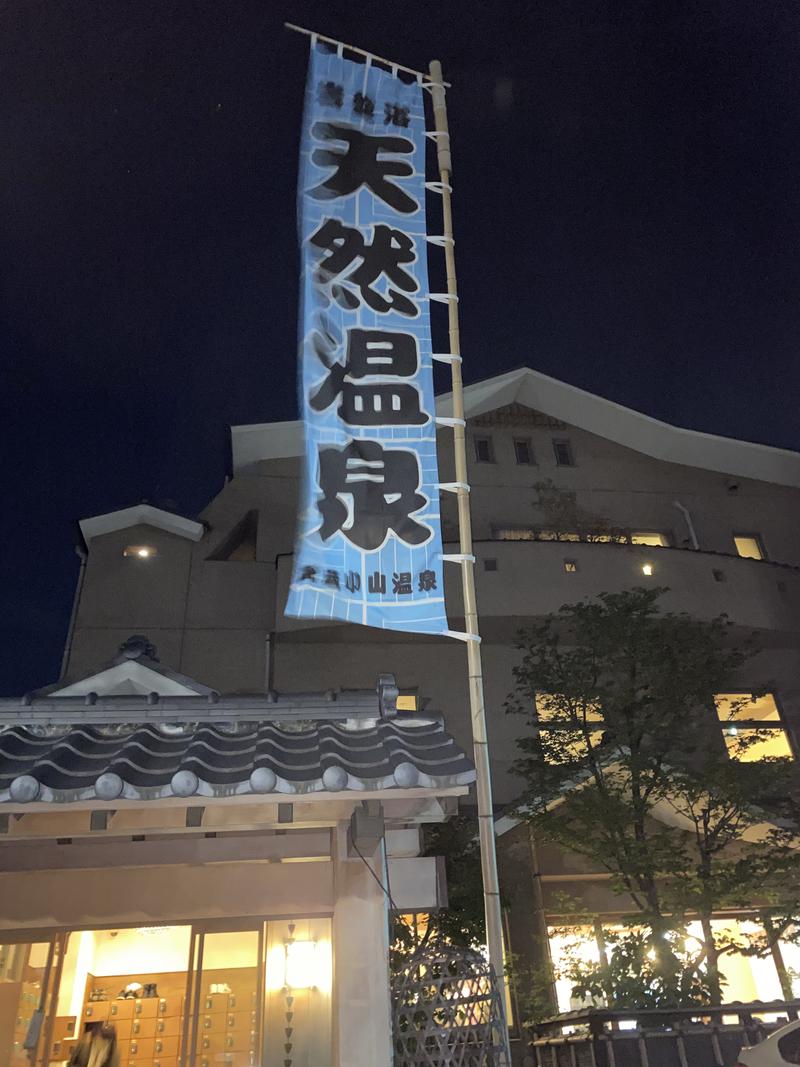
left=641, top=563, right=654, bottom=576
left=283, top=940, right=318, bottom=989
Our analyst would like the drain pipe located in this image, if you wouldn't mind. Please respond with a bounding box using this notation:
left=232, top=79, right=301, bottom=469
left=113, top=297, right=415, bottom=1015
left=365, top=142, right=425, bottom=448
left=60, top=545, right=87, bottom=678
left=673, top=500, right=699, bottom=550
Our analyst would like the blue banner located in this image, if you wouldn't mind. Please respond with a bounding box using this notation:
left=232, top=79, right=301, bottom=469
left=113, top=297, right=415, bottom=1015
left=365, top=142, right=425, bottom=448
left=285, top=45, right=447, bottom=635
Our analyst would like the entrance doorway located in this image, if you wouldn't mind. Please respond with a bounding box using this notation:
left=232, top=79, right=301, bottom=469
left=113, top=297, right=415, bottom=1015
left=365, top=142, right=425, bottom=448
left=1, top=919, right=331, bottom=1067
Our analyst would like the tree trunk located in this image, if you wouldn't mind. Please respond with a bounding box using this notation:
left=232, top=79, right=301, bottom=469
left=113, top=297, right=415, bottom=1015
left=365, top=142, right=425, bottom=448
left=700, top=914, right=723, bottom=1004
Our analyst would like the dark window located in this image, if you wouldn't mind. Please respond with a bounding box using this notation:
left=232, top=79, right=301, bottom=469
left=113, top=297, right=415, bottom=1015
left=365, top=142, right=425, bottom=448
left=514, top=438, right=534, bottom=465
left=483, top=558, right=498, bottom=572
left=552, top=439, right=574, bottom=466
left=474, top=436, right=495, bottom=464
left=712, top=569, right=726, bottom=582
left=207, top=511, right=258, bottom=561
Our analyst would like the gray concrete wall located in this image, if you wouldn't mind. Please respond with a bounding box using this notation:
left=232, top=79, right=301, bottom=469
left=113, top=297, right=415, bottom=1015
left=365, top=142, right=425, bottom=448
left=65, top=412, right=800, bottom=805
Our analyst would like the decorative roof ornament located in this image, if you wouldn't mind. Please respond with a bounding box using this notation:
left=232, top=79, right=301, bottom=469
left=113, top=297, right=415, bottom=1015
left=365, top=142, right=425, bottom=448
left=118, top=635, right=158, bottom=661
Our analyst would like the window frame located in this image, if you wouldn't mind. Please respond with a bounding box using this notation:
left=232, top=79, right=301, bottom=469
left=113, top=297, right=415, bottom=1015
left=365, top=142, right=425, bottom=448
left=714, top=691, right=795, bottom=763
left=513, top=437, right=535, bottom=466
left=473, top=435, right=496, bottom=464
left=733, top=532, right=767, bottom=561
left=552, top=438, right=575, bottom=467
left=630, top=531, right=672, bottom=548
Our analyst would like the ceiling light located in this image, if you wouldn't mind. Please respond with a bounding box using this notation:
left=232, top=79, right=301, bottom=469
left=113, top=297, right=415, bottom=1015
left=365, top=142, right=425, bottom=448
left=642, top=563, right=653, bottom=576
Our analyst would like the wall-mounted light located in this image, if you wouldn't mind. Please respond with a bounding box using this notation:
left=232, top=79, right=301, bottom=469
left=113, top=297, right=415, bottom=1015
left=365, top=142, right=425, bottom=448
left=124, top=545, right=157, bottom=559
left=283, top=940, right=318, bottom=989
left=641, top=563, right=653, bottom=576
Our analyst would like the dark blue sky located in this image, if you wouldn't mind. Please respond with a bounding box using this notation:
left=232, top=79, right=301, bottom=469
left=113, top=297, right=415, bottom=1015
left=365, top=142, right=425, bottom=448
left=3, top=1, right=800, bottom=693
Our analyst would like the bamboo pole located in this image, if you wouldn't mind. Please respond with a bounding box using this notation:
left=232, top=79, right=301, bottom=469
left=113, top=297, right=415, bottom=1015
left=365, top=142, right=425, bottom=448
left=428, top=58, right=510, bottom=1048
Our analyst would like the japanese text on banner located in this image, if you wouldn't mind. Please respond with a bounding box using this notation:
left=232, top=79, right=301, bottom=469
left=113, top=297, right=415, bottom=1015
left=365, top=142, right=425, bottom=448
left=285, top=46, right=447, bottom=634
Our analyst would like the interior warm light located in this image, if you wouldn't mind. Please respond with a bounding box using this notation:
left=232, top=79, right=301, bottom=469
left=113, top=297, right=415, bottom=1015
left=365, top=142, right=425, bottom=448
left=284, top=940, right=318, bottom=989
left=137, top=547, right=150, bottom=558
left=642, top=563, right=653, bottom=576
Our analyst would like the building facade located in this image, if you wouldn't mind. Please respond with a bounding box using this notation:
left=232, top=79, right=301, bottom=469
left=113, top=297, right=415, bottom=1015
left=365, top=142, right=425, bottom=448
left=5, top=365, right=800, bottom=1061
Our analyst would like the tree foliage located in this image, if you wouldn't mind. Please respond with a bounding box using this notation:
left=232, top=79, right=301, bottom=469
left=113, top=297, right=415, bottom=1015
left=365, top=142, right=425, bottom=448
left=507, top=587, right=800, bottom=1007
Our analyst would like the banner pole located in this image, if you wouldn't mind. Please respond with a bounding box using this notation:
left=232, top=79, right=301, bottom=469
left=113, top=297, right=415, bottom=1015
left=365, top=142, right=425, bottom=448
left=428, top=58, right=510, bottom=1046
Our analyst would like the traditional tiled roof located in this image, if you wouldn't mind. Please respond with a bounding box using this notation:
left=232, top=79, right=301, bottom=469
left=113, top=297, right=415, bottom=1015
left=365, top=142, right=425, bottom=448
left=0, top=718, right=475, bottom=804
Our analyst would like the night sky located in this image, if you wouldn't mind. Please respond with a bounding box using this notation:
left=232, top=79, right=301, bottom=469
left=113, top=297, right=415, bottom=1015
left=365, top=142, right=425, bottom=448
left=3, top=1, right=800, bottom=694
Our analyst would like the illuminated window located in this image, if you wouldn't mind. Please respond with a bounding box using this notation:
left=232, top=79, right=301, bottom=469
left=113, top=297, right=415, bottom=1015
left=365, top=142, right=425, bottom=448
left=474, top=436, right=495, bottom=463
left=396, top=691, right=418, bottom=713
left=564, top=560, right=578, bottom=573
left=734, top=534, right=766, bottom=560
left=123, top=545, right=157, bottom=559
left=631, top=532, right=669, bottom=547
left=513, top=438, right=534, bottom=465
left=641, top=563, right=654, bottom=576
left=535, top=693, right=604, bottom=763
left=494, top=526, right=536, bottom=541
left=552, top=439, right=574, bottom=466
left=715, top=692, right=793, bottom=761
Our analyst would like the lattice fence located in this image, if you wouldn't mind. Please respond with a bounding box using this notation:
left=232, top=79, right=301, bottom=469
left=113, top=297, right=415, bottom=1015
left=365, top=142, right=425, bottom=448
left=392, top=942, right=509, bottom=1066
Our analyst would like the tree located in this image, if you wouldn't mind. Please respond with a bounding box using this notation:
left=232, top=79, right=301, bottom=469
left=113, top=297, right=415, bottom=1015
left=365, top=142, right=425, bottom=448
left=391, top=816, right=487, bottom=966
left=506, top=587, right=800, bottom=1008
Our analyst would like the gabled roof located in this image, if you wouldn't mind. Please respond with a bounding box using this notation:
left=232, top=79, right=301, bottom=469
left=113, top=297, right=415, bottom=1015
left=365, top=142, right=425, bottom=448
left=231, top=366, right=800, bottom=489
left=79, top=504, right=205, bottom=544
left=30, top=636, right=216, bottom=700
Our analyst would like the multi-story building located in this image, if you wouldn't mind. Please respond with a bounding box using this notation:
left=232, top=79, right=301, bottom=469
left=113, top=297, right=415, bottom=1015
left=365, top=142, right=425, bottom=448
left=4, top=365, right=800, bottom=1061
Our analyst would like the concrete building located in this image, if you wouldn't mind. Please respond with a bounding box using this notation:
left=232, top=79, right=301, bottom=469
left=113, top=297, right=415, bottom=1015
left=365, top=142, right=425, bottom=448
left=4, top=365, right=800, bottom=1061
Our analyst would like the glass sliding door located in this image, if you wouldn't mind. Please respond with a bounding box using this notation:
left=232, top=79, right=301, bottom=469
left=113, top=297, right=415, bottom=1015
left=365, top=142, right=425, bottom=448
left=184, top=924, right=263, bottom=1067
left=0, top=934, right=65, bottom=1067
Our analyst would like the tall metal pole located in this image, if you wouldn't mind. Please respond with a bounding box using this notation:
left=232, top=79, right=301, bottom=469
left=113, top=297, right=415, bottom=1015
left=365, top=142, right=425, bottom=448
left=428, top=59, right=509, bottom=1031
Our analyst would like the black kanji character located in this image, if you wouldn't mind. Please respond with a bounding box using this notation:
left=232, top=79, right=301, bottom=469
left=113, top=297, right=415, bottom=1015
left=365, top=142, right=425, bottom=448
left=317, top=441, right=431, bottom=550
left=418, top=569, right=437, bottom=592
left=310, top=328, right=424, bottom=426
left=310, top=123, right=417, bottom=215
left=384, top=103, right=410, bottom=128
left=311, top=218, right=418, bottom=317
left=345, top=570, right=361, bottom=592
left=368, top=571, right=386, bottom=594
left=353, top=91, right=374, bottom=119
left=324, top=569, right=340, bottom=589
left=299, top=565, right=317, bottom=581
left=392, top=572, right=413, bottom=594
left=318, top=82, right=344, bottom=108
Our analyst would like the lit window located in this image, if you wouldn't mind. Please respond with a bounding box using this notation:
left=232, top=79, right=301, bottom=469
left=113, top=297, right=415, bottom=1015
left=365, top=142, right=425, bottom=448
left=494, top=526, right=536, bottom=541
left=631, top=532, right=669, bottom=547
left=474, top=436, right=495, bottom=463
left=535, top=693, right=604, bottom=763
left=552, top=439, right=574, bottom=466
left=715, top=692, right=793, bottom=762
left=396, top=692, right=418, bottom=712
left=123, top=545, right=157, bottom=559
left=564, top=560, right=578, bottom=573
left=734, top=534, right=766, bottom=560
left=641, top=563, right=654, bottom=576
left=513, top=438, right=534, bottom=465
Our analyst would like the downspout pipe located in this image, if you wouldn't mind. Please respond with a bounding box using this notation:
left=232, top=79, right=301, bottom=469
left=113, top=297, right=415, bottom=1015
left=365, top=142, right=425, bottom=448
left=673, top=500, right=699, bottom=550
left=60, top=545, right=87, bottom=679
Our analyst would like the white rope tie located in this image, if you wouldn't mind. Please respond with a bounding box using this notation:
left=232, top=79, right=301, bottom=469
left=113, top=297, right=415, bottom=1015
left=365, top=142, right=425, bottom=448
left=435, top=416, right=466, bottom=428
left=429, top=293, right=458, bottom=304
left=437, top=482, right=470, bottom=493
left=426, top=235, right=454, bottom=247
left=431, top=352, right=462, bottom=365
left=440, top=553, right=476, bottom=564
left=442, top=630, right=481, bottom=644
left=425, top=181, right=453, bottom=194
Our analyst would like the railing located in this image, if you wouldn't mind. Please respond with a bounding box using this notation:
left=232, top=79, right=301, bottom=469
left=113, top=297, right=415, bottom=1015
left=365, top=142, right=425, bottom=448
left=529, top=1001, right=800, bottom=1067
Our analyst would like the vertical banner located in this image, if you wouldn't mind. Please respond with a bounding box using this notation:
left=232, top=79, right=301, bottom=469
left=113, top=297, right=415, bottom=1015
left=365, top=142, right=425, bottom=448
left=286, top=45, right=447, bottom=635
